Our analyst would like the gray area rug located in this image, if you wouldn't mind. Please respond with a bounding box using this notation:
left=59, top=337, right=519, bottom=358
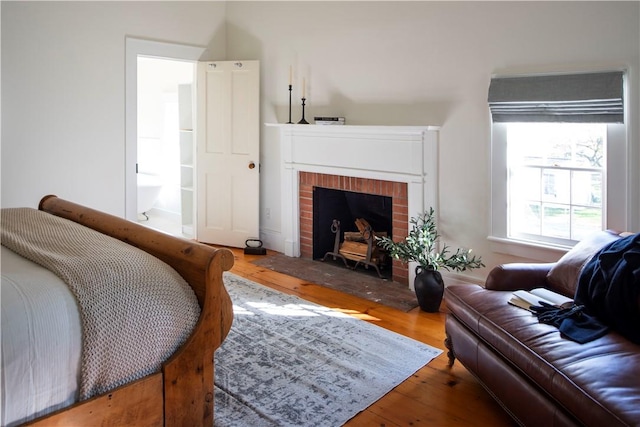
left=251, top=254, right=419, bottom=312
left=214, top=272, right=442, bottom=427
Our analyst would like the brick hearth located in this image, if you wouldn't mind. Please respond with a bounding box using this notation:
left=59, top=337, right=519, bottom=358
left=299, top=171, right=409, bottom=285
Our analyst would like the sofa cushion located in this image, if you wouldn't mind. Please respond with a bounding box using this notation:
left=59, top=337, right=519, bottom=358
left=546, top=230, right=621, bottom=297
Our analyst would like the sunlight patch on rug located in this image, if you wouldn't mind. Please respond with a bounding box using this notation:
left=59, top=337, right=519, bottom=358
left=214, top=272, right=442, bottom=427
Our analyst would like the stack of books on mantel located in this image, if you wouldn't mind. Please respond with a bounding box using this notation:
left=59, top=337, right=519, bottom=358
left=314, top=116, right=345, bottom=125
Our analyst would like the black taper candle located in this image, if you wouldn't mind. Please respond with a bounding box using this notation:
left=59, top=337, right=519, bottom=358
left=298, top=97, right=309, bottom=124
left=287, top=84, right=293, bottom=124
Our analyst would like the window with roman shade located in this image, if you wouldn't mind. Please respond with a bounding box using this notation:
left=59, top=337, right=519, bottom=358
left=488, top=71, right=624, bottom=123
left=488, top=70, right=628, bottom=257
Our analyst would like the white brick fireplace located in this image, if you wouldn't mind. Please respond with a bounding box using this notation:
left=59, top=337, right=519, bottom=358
left=270, top=124, right=440, bottom=285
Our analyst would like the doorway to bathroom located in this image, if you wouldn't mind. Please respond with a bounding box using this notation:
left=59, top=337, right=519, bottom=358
left=125, top=37, right=205, bottom=237
left=125, top=38, right=260, bottom=246
left=136, top=57, right=195, bottom=237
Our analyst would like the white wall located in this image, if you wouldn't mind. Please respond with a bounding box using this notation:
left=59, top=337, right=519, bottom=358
left=225, top=1, right=640, bottom=281
left=1, top=1, right=226, bottom=215
left=2, top=1, right=639, bottom=283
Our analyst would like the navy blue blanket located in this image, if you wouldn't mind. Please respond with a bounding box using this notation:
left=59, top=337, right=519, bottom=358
left=575, top=233, right=640, bottom=344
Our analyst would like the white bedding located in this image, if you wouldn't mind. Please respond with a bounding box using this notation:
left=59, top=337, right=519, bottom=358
left=2, top=207, right=200, bottom=403
left=1, top=246, right=82, bottom=427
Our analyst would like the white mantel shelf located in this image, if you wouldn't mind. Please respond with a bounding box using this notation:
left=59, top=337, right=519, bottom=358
left=267, top=123, right=440, bottom=277
left=267, top=123, right=440, bottom=181
left=266, top=123, right=440, bottom=132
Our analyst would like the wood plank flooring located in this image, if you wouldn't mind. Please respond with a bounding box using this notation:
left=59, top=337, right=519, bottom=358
left=227, top=248, right=517, bottom=427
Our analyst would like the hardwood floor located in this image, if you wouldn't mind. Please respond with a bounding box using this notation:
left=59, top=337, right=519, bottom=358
left=227, top=248, right=517, bottom=427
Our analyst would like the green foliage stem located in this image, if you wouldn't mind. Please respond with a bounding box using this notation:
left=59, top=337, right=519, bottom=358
left=376, top=208, right=484, bottom=272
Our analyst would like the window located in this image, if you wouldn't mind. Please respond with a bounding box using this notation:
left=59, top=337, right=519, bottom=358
left=507, top=122, right=606, bottom=245
left=489, top=71, right=627, bottom=255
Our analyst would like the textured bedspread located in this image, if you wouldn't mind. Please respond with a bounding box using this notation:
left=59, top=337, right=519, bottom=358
left=1, top=208, right=200, bottom=401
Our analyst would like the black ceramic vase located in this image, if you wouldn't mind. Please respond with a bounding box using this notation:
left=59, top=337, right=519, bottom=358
left=414, top=266, right=444, bottom=312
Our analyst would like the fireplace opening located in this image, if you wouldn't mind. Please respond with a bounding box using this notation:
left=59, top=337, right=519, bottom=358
left=313, top=187, right=393, bottom=279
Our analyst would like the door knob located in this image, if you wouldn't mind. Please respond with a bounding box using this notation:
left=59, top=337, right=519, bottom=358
left=248, top=161, right=256, bottom=169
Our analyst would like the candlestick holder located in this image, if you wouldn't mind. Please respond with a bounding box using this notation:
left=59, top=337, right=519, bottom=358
left=298, top=97, right=309, bottom=124
left=287, top=85, right=293, bottom=124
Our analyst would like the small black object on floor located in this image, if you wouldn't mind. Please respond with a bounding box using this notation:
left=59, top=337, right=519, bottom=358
left=244, top=239, right=267, bottom=255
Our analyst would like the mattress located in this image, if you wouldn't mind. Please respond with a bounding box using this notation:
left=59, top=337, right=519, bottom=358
left=1, top=246, right=82, bottom=426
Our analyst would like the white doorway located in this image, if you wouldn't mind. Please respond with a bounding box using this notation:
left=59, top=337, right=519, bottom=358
left=136, top=57, right=194, bottom=236
left=125, top=39, right=261, bottom=247
left=125, top=38, right=206, bottom=234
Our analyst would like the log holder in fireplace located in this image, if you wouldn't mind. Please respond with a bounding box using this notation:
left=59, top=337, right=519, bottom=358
left=322, top=218, right=384, bottom=278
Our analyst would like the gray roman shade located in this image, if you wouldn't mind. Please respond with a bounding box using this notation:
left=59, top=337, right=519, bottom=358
left=488, top=71, right=624, bottom=123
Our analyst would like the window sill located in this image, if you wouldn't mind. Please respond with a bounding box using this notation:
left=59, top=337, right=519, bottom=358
left=487, top=236, right=569, bottom=263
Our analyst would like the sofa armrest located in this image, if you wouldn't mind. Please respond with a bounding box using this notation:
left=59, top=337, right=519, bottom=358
left=484, top=262, right=555, bottom=291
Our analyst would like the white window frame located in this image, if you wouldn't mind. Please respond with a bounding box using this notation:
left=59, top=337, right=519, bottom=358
left=489, top=121, right=628, bottom=261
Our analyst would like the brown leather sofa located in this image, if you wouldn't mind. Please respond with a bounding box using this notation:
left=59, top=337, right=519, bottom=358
left=444, top=231, right=640, bottom=426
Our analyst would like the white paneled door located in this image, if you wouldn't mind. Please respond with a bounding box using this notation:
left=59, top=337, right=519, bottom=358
left=196, top=60, right=260, bottom=247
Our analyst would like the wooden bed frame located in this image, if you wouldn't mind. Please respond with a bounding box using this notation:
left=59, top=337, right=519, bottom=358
left=23, top=195, right=234, bottom=427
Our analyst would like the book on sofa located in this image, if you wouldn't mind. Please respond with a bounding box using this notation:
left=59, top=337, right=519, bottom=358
left=508, top=288, right=573, bottom=312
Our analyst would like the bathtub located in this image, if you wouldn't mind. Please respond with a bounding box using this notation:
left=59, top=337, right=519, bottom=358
left=137, top=173, right=163, bottom=215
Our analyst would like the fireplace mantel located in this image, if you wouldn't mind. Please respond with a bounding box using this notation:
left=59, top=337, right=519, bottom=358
left=268, top=124, right=439, bottom=283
